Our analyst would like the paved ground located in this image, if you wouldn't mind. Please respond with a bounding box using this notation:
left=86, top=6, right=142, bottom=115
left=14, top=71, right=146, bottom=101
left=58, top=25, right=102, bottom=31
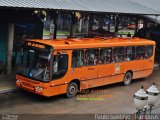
left=0, top=69, right=160, bottom=116
left=0, top=74, right=17, bottom=94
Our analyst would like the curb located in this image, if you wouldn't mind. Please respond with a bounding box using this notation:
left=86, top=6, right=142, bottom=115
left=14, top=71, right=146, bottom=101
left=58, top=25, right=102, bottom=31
left=0, top=86, right=18, bottom=94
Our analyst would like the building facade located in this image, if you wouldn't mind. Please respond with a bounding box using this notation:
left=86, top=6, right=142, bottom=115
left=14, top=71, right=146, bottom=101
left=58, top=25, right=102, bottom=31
left=0, top=9, right=43, bottom=74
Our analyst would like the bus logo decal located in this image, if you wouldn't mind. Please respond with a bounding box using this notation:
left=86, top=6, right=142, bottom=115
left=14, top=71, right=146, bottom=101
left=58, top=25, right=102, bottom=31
left=115, top=64, right=120, bottom=74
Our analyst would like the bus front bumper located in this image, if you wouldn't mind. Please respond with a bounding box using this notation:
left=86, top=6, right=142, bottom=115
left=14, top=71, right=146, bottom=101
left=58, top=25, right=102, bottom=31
left=16, top=79, right=45, bottom=96
left=15, top=75, right=48, bottom=96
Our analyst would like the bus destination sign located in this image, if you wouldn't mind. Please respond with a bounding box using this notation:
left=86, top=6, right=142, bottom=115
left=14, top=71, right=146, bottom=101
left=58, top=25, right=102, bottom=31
left=27, top=42, right=45, bottom=49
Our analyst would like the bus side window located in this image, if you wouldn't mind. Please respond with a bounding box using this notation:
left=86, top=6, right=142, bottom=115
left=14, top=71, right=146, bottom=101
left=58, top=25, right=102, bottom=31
left=145, top=46, right=153, bottom=59
left=72, top=50, right=84, bottom=68
left=125, top=46, right=135, bottom=61
left=136, top=46, right=145, bottom=60
left=113, top=47, right=124, bottom=63
left=85, top=49, right=99, bottom=66
left=52, top=54, right=68, bottom=80
left=100, top=48, right=112, bottom=64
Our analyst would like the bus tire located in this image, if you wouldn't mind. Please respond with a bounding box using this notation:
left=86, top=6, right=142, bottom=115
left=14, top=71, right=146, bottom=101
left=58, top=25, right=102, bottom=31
left=123, top=72, right=132, bottom=86
left=66, top=82, right=78, bottom=98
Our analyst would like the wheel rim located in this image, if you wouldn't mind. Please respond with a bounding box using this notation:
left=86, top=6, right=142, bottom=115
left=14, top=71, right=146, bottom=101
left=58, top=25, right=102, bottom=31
left=125, top=73, right=131, bottom=84
left=69, top=85, right=76, bottom=95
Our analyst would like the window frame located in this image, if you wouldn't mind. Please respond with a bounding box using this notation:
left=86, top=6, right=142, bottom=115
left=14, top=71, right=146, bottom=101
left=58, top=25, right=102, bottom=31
left=135, top=46, right=145, bottom=60
left=145, top=45, right=154, bottom=59
left=84, top=48, right=99, bottom=67
left=124, top=46, right=136, bottom=62
left=52, top=54, right=69, bottom=80
left=70, top=44, right=153, bottom=69
left=113, top=46, right=125, bottom=63
left=72, top=49, right=84, bottom=68
left=99, top=47, right=112, bottom=65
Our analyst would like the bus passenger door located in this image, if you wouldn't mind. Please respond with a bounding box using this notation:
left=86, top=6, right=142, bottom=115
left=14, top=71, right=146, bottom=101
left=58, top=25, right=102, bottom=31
left=50, top=51, right=69, bottom=94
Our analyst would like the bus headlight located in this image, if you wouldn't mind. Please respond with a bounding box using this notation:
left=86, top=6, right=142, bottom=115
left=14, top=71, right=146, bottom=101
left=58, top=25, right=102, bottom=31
left=35, top=86, right=44, bottom=91
left=16, top=80, right=21, bottom=83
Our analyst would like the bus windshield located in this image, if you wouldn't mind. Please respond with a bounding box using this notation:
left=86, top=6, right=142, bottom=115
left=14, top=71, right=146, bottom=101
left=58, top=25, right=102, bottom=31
left=16, top=47, right=52, bottom=82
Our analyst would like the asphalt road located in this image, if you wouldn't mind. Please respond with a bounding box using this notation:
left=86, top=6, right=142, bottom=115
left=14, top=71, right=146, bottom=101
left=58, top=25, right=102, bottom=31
left=0, top=69, right=160, bottom=116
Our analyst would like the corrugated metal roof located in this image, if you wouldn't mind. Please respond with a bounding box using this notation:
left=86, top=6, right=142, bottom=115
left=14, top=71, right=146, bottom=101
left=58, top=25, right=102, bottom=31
left=129, top=0, right=160, bottom=23
left=130, top=0, right=160, bottom=12
left=0, top=0, right=160, bottom=15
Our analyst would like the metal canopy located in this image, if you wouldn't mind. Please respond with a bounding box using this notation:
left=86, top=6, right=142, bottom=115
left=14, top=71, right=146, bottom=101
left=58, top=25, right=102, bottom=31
left=0, top=0, right=160, bottom=15
left=130, top=0, right=160, bottom=12
left=130, top=0, right=160, bottom=23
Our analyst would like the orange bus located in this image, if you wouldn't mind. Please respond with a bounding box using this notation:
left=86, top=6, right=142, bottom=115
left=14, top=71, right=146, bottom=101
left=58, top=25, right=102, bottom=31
left=16, top=37, right=155, bottom=97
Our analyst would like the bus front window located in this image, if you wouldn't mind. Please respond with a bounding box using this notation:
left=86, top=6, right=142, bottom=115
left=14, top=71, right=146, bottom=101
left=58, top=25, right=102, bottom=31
left=16, top=48, right=51, bottom=82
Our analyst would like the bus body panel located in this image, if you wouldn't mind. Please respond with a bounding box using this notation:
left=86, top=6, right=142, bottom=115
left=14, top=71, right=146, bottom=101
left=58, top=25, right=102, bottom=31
left=98, top=64, right=115, bottom=79
left=93, top=74, right=124, bottom=88
left=133, top=69, right=153, bottom=79
left=43, top=84, right=68, bottom=97
left=81, top=66, right=98, bottom=83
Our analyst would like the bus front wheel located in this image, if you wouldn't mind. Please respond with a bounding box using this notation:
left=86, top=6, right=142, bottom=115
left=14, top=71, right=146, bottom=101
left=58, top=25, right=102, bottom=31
left=123, top=72, right=132, bottom=86
left=66, top=82, right=78, bottom=98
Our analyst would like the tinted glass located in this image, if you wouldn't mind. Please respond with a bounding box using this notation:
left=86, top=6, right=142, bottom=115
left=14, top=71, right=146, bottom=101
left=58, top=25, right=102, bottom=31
left=100, top=48, right=112, bottom=64
left=145, top=46, right=153, bottom=59
left=113, top=47, right=124, bottom=62
left=136, top=46, right=145, bottom=60
left=85, top=49, right=99, bottom=66
left=72, top=50, right=84, bottom=68
left=52, top=54, right=68, bottom=80
left=125, top=46, right=135, bottom=61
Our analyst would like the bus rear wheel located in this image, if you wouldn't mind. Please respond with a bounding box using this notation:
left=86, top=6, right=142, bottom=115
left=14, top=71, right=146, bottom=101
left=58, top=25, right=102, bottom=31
left=66, top=82, right=78, bottom=98
left=123, top=72, right=132, bottom=86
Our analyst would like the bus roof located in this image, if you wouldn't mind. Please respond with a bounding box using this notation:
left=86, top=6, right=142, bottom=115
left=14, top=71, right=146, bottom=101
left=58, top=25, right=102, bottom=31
left=27, top=37, right=155, bottom=50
